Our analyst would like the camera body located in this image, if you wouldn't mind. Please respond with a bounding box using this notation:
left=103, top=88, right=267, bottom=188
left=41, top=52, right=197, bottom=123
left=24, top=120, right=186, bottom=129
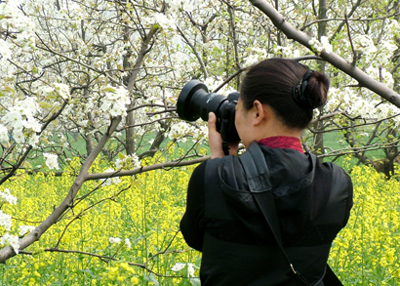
left=177, top=80, right=240, bottom=143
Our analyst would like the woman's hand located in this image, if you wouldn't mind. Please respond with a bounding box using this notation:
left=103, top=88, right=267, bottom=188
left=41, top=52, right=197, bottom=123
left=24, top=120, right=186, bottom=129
left=208, top=112, right=239, bottom=158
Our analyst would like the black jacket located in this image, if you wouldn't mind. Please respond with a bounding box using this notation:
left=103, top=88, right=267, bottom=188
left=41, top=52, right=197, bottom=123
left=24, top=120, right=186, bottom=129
left=180, top=144, right=353, bottom=285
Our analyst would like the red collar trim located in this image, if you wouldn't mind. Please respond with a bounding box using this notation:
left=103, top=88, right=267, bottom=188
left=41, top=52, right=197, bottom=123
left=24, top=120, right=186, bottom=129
left=257, top=136, right=304, bottom=153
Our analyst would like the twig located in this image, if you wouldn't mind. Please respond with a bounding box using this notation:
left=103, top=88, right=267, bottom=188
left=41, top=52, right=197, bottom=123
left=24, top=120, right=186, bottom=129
left=213, top=67, right=249, bottom=93
left=345, top=13, right=357, bottom=67
left=85, top=156, right=210, bottom=181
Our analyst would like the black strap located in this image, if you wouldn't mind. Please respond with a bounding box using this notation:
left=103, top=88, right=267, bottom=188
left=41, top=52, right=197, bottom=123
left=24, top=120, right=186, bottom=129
left=239, top=142, right=343, bottom=286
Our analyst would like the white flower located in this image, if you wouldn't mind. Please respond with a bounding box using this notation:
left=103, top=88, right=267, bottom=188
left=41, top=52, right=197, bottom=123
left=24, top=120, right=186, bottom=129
left=353, top=35, right=377, bottom=54
left=17, top=97, right=39, bottom=117
left=308, top=38, right=317, bottom=46
left=23, top=118, right=41, bottom=133
left=171, top=262, right=186, bottom=272
left=155, top=13, right=175, bottom=30
left=53, top=83, right=70, bottom=99
left=308, top=37, right=326, bottom=55
left=2, top=109, right=23, bottom=129
left=18, top=225, right=35, bottom=236
left=320, top=36, right=332, bottom=54
left=100, top=85, right=130, bottom=117
left=114, top=153, right=140, bottom=170
left=0, top=233, right=20, bottom=254
left=168, top=121, right=190, bottom=142
left=38, top=86, right=55, bottom=97
left=100, top=168, right=121, bottom=186
left=13, top=129, right=25, bottom=144
left=43, top=153, right=59, bottom=170
left=109, top=237, right=121, bottom=244
left=0, top=39, right=12, bottom=60
left=125, top=238, right=131, bottom=249
left=171, top=262, right=196, bottom=276
left=0, top=210, right=12, bottom=231
left=0, top=189, right=17, bottom=205
left=0, top=124, right=8, bottom=142
left=28, top=134, right=40, bottom=148
left=187, top=263, right=195, bottom=277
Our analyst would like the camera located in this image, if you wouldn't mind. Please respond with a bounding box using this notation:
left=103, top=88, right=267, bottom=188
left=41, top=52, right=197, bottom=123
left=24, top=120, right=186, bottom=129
left=177, top=80, right=240, bottom=144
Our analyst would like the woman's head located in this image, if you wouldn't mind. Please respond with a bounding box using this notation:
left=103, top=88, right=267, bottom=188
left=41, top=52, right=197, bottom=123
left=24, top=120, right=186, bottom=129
left=239, top=58, right=330, bottom=130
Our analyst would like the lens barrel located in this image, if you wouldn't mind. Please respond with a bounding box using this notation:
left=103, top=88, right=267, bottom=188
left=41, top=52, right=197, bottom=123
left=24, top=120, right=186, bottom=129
left=177, top=80, right=227, bottom=122
left=177, top=79, right=240, bottom=143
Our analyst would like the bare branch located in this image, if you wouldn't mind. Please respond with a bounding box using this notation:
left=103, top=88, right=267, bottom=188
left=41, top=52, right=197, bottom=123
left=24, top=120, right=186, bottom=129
left=344, top=13, right=358, bottom=67
left=176, top=25, right=208, bottom=79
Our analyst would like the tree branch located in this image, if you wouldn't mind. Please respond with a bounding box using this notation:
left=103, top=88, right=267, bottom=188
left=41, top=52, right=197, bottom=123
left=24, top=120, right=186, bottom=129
left=0, top=117, right=122, bottom=263
left=85, top=156, right=210, bottom=181
left=248, top=0, right=400, bottom=108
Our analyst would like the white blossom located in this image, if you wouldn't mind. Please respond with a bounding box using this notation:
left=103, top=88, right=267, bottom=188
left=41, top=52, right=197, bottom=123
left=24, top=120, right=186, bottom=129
left=171, top=262, right=186, bottom=272
left=18, top=225, right=36, bottom=236
left=115, top=154, right=141, bottom=170
left=187, top=263, right=195, bottom=277
left=308, top=38, right=325, bottom=54
left=28, top=134, right=40, bottom=148
left=0, top=210, right=12, bottom=231
left=0, top=124, right=8, bottom=142
left=0, top=189, right=17, bottom=205
left=109, top=237, right=121, bottom=244
left=0, top=39, right=12, bottom=60
left=0, top=233, right=20, bottom=254
left=43, top=153, right=59, bottom=170
left=171, top=262, right=196, bottom=277
left=53, top=83, right=71, bottom=100
left=125, top=238, right=132, bottom=249
left=155, top=13, right=175, bottom=30
left=100, top=86, right=130, bottom=117
left=168, top=121, right=190, bottom=142
left=13, top=129, right=25, bottom=144
left=100, top=168, right=121, bottom=186
left=2, top=108, right=23, bottom=130
left=320, top=36, right=332, bottom=54
left=353, top=35, right=377, bottom=55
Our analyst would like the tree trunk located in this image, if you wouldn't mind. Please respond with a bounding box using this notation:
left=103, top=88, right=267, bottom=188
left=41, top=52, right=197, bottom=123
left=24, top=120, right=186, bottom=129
left=312, top=0, right=328, bottom=160
left=125, top=27, right=159, bottom=155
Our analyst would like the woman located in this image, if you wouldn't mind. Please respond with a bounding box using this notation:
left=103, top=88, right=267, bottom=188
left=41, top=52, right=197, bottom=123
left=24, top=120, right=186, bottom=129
left=180, top=58, right=353, bottom=286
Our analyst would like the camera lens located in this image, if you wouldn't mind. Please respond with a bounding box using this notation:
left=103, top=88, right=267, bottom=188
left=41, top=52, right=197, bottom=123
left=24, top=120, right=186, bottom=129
left=177, top=80, right=228, bottom=122
left=177, top=80, right=240, bottom=143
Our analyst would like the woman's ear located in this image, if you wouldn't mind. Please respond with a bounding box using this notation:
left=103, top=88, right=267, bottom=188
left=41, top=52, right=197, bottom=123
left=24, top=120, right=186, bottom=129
left=252, top=100, right=266, bottom=125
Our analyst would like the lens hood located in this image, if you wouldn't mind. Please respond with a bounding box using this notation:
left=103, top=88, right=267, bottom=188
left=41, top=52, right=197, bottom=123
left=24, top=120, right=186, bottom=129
left=177, top=80, right=208, bottom=121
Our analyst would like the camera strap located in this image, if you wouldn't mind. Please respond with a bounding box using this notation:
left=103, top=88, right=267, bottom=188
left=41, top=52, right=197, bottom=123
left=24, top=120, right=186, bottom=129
left=238, top=141, right=343, bottom=286
left=222, top=141, right=230, bottom=156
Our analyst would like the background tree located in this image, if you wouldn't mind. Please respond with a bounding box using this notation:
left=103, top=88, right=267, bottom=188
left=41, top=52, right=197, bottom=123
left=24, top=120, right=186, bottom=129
left=1, top=0, right=400, bottom=276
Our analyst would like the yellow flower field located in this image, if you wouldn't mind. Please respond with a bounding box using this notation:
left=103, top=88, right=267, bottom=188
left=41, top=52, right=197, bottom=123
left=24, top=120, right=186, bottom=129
left=330, top=165, right=400, bottom=285
left=0, top=153, right=399, bottom=285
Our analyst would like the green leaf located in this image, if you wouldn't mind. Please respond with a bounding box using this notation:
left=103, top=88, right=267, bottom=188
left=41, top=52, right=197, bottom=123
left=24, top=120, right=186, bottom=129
left=104, top=87, right=116, bottom=92
left=5, top=86, right=14, bottom=94
left=80, top=269, right=95, bottom=278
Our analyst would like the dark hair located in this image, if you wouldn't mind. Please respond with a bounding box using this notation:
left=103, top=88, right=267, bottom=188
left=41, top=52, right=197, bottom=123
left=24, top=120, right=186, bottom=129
left=240, top=58, right=329, bottom=129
